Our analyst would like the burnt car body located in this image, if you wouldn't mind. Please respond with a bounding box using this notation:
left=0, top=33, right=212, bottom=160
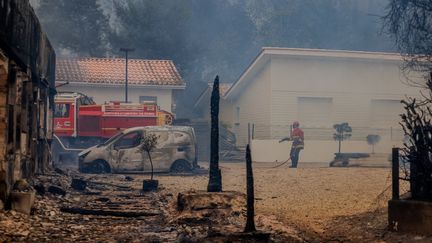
left=78, top=126, right=198, bottom=173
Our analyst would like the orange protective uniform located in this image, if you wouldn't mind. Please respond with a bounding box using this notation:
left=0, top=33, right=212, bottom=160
left=291, top=127, right=304, bottom=150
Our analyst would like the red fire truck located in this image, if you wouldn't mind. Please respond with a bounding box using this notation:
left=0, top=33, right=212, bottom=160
left=52, top=92, right=174, bottom=163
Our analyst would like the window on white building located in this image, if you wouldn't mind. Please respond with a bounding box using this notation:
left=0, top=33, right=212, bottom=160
left=235, top=106, right=240, bottom=125
left=139, top=96, right=157, bottom=103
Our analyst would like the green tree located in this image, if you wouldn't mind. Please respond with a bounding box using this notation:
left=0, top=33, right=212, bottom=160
left=333, top=123, right=352, bottom=154
left=366, top=134, right=381, bottom=154
left=37, top=0, right=111, bottom=56
left=384, top=0, right=432, bottom=200
left=140, top=133, right=158, bottom=181
left=384, top=0, right=432, bottom=74
left=111, top=0, right=192, bottom=61
left=251, top=0, right=392, bottom=52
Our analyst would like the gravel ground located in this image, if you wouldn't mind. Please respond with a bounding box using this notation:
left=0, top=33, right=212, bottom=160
left=1, top=161, right=431, bottom=242
left=143, top=162, right=392, bottom=229
left=128, top=161, right=430, bottom=242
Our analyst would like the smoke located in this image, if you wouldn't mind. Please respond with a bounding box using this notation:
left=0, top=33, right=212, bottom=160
left=32, top=0, right=394, bottom=118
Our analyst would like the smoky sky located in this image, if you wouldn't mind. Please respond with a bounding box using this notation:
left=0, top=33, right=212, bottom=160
left=31, top=0, right=395, bottom=117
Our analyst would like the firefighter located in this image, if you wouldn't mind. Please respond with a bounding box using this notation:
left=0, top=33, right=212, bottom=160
left=279, top=121, right=304, bottom=168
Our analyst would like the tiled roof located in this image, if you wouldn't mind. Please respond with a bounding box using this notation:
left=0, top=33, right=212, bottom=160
left=56, top=58, right=185, bottom=87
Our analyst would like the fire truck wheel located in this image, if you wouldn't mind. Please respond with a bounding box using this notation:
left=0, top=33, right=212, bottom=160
left=170, top=159, right=192, bottom=173
left=90, top=160, right=111, bottom=174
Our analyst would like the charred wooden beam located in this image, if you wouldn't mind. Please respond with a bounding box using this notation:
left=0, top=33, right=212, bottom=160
left=244, top=144, right=256, bottom=232
left=208, top=75, right=222, bottom=192
left=60, top=207, right=159, bottom=217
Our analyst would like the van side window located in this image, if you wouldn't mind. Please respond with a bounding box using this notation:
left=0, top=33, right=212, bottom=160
left=173, top=132, right=190, bottom=145
left=148, top=131, right=168, bottom=148
left=114, top=131, right=142, bottom=149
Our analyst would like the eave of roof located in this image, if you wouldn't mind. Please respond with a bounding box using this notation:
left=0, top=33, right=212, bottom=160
left=263, top=47, right=402, bottom=61
left=57, top=81, right=186, bottom=90
left=224, top=47, right=403, bottom=99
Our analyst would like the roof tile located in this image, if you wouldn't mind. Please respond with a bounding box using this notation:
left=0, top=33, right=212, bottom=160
left=56, top=57, right=185, bottom=86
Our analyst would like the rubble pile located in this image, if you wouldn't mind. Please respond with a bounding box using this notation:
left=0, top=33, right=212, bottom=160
left=170, top=190, right=246, bottom=240
left=0, top=170, right=302, bottom=242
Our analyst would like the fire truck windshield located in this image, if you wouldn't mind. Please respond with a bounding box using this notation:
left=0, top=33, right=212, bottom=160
left=54, top=103, right=70, bottom=118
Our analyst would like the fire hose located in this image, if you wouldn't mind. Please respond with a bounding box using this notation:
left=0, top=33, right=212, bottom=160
left=264, top=138, right=292, bottom=168
left=268, top=157, right=292, bottom=169
left=53, top=134, right=84, bottom=152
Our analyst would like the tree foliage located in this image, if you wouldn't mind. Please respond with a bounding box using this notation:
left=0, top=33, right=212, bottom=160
left=111, top=0, right=192, bottom=63
left=140, top=133, right=158, bottom=180
left=33, top=0, right=394, bottom=117
left=37, top=0, right=111, bottom=56
left=384, top=0, right=432, bottom=201
left=384, top=0, right=432, bottom=74
left=366, top=134, right=381, bottom=154
left=333, top=123, right=352, bottom=154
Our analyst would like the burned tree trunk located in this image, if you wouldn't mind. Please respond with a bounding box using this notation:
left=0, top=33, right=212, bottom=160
left=208, top=75, right=222, bottom=192
left=244, top=144, right=256, bottom=232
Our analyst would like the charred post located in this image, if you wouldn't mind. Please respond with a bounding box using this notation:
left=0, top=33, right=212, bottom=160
left=244, top=144, right=256, bottom=232
left=391, top=147, right=400, bottom=200
left=208, top=75, right=222, bottom=192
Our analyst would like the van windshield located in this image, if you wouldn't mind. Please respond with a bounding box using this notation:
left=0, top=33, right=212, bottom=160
left=100, top=132, right=123, bottom=146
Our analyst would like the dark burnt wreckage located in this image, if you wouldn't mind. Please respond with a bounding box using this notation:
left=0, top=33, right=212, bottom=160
left=0, top=0, right=56, bottom=202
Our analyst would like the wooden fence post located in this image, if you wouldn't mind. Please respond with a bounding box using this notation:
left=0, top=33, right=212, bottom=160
left=392, top=147, right=400, bottom=200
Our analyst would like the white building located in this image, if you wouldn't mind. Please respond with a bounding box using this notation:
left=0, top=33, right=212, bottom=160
left=56, top=58, right=186, bottom=113
left=201, top=48, right=424, bottom=162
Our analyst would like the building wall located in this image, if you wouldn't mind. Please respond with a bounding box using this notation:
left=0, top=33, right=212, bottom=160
left=251, top=139, right=401, bottom=163
left=224, top=62, right=272, bottom=145
left=58, top=85, right=174, bottom=113
left=219, top=99, right=233, bottom=128
left=0, top=56, right=7, bottom=163
left=0, top=0, right=56, bottom=203
left=227, top=52, right=424, bottom=163
left=269, top=55, right=421, bottom=132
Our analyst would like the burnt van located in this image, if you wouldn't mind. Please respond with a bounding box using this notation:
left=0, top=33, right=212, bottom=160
left=78, top=126, right=197, bottom=173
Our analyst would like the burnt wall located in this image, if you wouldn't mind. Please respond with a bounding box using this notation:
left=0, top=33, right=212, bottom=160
left=0, top=0, right=55, bottom=203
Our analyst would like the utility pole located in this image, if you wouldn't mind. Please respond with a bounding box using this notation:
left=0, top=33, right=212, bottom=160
left=119, top=48, right=134, bottom=103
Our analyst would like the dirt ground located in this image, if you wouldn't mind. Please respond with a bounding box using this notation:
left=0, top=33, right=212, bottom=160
left=1, top=161, right=432, bottom=242
left=137, top=161, right=430, bottom=242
